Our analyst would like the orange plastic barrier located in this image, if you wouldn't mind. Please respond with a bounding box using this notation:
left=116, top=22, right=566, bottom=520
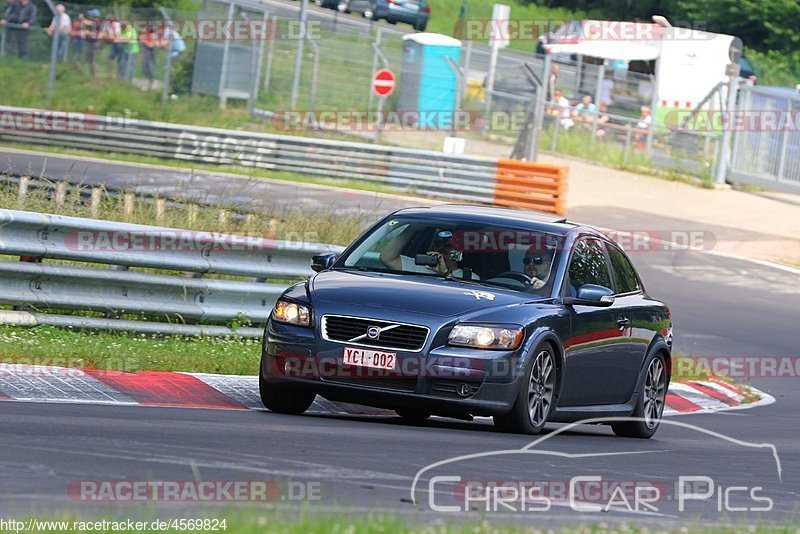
left=493, top=159, right=568, bottom=215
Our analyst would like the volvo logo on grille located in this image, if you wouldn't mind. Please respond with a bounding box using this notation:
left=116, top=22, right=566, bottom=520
left=366, top=326, right=381, bottom=340
left=456, top=383, right=473, bottom=397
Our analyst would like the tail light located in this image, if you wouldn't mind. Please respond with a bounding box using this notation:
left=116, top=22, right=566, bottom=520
left=421, top=4, right=431, bottom=13
left=388, top=0, right=400, bottom=4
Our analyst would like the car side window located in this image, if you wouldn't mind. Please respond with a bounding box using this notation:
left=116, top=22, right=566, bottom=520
left=607, top=245, right=642, bottom=294
left=566, top=238, right=612, bottom=295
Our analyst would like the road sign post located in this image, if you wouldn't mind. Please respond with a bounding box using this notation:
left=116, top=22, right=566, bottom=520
left=371, top=68, right=395, bottom=143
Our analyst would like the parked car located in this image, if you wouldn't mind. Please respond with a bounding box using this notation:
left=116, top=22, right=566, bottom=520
left=338, top=0, right=429, bottom=31
left=259, top=205, right=673, bottom=438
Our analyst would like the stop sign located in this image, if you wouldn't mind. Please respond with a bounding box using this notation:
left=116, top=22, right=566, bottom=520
left=371, top=69, right=396, bottom=98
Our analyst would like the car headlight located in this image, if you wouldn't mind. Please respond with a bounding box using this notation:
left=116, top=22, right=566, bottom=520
left=448, top=324, right=523, bottom=350
left=272, top=299, right=311, bottom=327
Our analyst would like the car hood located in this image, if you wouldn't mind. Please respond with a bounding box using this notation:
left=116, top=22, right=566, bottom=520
left=309, top=270, right=536, bottom=318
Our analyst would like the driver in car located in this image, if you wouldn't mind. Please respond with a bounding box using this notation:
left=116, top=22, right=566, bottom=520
left=523, top=244, right=556, bottom=289
left=380, top=227, right=478, bottom=279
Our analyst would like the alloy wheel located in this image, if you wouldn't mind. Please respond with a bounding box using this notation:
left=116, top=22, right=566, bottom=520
left=528, top=349, right=555, bottom=427
left=643, top=357, right=666, bottom=429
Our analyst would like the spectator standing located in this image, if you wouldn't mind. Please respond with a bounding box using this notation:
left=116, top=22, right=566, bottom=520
left=139, top=26, right=164, bottom=90
left=82, top=8, right=101, bottom=76
left=1, top=0, right=37, bottom=59
left=46, top=3, right=71, bottom=61
left=116, top=20, right=139, bottom=80
left=70, top=12, right=84, bottom=59
left=634, top=105, right=652, bottom=146
left=547, top=64, right=560, bottom=103
left=105, top=16, right=123, bottom=75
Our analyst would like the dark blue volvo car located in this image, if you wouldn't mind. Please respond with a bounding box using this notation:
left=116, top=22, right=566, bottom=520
left=260, top=205, right=672, bottom=438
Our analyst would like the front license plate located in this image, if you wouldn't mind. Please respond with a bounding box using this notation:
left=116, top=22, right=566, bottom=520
left=343, top=347, right=397, bottom=370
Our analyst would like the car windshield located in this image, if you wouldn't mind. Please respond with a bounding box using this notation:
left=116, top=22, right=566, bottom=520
left=338, top=217, right=563, bottom=294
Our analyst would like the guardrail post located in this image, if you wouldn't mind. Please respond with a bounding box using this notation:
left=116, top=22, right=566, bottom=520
left=155, top=198, right=166, bottom=222
left=54, top=181, right=68, bottom=206
left=123, top=193, right=135, bottom=216
left=188, top=204, right=199, bottom=225
left=90, top=187, right=103, bottom=217
left=18, top=176, right=30, bottom=204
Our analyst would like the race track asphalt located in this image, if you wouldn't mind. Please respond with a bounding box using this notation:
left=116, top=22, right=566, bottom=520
left=0, top=149, right=798, bottom=527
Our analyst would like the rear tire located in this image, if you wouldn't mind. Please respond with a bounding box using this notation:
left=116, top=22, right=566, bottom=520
left=414, top=20, right=426, bottom=31
left=395, top=408, right=430, bottom=424
left=259, top=373, right=315, bottom=415
left=612, top=352, right=668, bottom=439
left=494, top=343, right=557, bottom=434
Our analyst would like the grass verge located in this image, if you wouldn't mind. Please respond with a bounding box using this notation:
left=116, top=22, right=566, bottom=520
left=0, top=326, right=260, bottom=375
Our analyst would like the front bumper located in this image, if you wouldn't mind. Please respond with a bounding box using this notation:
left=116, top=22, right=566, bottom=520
left=262, top=318, right=525, bottom=417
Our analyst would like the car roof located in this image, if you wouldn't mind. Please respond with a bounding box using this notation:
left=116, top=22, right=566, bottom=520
left=390, top=204, right=581, bottom=234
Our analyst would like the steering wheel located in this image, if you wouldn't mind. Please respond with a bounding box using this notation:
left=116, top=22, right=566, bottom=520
left=492, top=271, right=533, bottom=285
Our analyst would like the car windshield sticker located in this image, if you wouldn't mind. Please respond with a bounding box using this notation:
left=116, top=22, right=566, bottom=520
left=464, top=290, right=496, bottom=301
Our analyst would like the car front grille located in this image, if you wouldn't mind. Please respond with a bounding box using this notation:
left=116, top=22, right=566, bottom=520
left=322, top=315, right=429, bottom=352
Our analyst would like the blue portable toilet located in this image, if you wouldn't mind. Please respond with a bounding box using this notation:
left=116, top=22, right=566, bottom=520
left=399, top=33, right=462, bottom=129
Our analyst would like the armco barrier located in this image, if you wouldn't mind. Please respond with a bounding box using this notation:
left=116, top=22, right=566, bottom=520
left=0, top=105, right=569, bottom=210
left=492, top=159, right=568, bottom=215
left=0, top=209, right=343, bottom=334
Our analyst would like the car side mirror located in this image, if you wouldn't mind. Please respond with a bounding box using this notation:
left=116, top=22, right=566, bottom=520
left=563, top=284, right=615, bottom=307
left=311, top=253, right=337, bottom=273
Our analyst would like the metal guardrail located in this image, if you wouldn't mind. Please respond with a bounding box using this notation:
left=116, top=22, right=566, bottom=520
left=0, top=209, right=344, bottom=336
left=0, top=105, right=500, bottom=203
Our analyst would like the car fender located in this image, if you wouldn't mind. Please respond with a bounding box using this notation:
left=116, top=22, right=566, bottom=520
left=633, top=336, right=672, bottom=395
left=518, top=325, right=565, bottom=402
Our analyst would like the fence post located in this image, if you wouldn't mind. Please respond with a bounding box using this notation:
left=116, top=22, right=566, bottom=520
left=306, top=35, right=320, bottom=113
left=290, top=0, right=309, bottom=108
left=1, top=26, right=6, bottom=56
left=776, top=99, right=791, bottom=182
left=161, top=28, right=174, bottom=106
left=217, top=2, right=236, bottom=110
left=263, top=15, right=276, bottom=91
left=482, top=42, right=500, bottom=135
left=368, top=29, right=382, bottom=113
left=623, top=126, right=632, bottom=165
left=551, top=116, right=560, bottom=152
left=591, top=64, right=604, bottom=139
left=714, top=76, right=739, bottom=185
left=47, top=26, right=59, bottom=106
left=461, top=39, right=471, bottom=110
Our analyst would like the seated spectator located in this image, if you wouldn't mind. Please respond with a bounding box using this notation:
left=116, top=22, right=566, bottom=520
left=634, top=105, right=652, bottom=145
left=572, top=95, right=596, bottom=126
left=552, top=89, right=573, bottom=130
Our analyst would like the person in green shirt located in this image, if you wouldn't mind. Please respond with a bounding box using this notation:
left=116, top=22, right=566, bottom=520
left=115, top=21, right=139, bottom=80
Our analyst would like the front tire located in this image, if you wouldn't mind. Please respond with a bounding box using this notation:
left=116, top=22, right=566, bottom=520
left=612, top=352, right=668, bottom=439
left=259, top=373, right=315, bottom=415
left=494, top=343, right=557, bottom=434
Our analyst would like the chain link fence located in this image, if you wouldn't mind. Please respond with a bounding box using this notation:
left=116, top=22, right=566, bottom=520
left=2, top=0, right=797, bottom=193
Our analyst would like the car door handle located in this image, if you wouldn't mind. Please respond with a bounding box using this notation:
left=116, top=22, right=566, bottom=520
left=616, top=316, right=630, bottom=328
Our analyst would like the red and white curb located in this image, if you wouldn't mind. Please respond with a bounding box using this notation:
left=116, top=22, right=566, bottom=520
left=0, top=365, right=774, bottom=417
